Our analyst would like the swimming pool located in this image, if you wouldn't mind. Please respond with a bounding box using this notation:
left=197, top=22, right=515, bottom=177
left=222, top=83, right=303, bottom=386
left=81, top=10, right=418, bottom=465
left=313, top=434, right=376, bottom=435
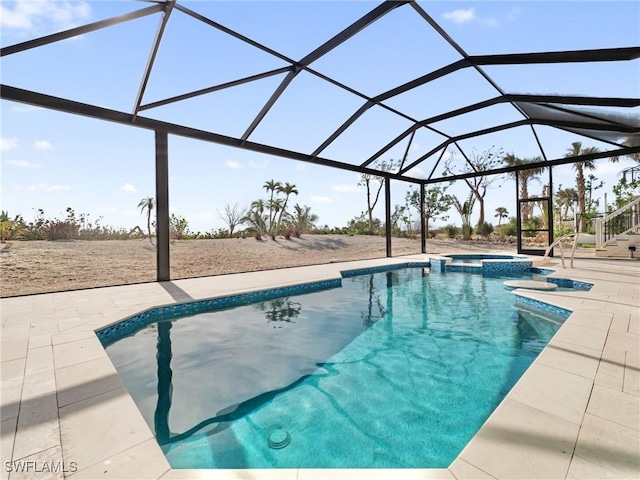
left=101, top=267, right=569, bottom=469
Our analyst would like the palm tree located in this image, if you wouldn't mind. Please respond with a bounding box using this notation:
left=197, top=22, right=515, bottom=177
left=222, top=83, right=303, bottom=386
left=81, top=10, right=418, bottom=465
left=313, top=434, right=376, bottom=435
left=452, top=192, right=475, bottom=240
left=242, top=200, right=267, bottom=234
left=494, top=207, right=509, bottom=241
left=565, top=142, right=600, bottom=232
left=494, top=207, right=509, bottom=227
left=555, top=187, right=578, bottom=221
left=263, top=179, right=281, bottom=234
left=503, top=153, right=545, bottom=221
left=268, top=198, right=284, bottom=237
left=0, top=211, right=11, bottom=243
left=275, top=182, right=298, bottom=234
left=137, top=197, right=154, bottom=243
left=292, top=204, right=318, bottom=235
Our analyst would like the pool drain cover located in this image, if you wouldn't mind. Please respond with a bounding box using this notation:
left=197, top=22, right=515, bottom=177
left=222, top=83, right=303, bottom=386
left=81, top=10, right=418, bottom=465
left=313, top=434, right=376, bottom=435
left=266, top=424, right=291, bottom=449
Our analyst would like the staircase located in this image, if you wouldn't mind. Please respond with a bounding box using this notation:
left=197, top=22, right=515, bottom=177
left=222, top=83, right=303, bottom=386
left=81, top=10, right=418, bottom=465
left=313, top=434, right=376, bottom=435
left=595, top=196, right=640, bottom=258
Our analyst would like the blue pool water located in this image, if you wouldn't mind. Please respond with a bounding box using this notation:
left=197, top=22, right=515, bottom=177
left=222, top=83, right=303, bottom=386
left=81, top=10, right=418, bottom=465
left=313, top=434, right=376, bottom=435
left=103, top=268, right=568, bottom=469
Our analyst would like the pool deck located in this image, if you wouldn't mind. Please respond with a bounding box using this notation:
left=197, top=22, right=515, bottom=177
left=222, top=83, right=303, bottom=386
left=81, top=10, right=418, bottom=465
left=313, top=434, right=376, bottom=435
left=1, top=254, right=639, bottom=479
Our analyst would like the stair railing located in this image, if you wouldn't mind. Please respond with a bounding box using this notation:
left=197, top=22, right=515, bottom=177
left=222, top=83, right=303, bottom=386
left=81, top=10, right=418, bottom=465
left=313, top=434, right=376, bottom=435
left=595, top=196, right=640, bottom=249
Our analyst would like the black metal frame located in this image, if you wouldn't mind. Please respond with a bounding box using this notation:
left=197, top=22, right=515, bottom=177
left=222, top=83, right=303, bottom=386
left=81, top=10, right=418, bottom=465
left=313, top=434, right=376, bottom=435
left=1, top=0, right=638, bottom=281
left=515, top=165, right=554, bottom=256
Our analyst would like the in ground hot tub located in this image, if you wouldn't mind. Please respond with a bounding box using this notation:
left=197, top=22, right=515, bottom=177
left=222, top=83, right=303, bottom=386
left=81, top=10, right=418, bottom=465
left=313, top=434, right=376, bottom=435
left=429, top=254, right=531, bottom=275
left=444, top=254, right=526, bottom=264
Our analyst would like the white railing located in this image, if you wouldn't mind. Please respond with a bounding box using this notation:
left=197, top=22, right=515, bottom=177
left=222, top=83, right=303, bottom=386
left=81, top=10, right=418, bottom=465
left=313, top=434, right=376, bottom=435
left=595, top=196, right=640, bottom=249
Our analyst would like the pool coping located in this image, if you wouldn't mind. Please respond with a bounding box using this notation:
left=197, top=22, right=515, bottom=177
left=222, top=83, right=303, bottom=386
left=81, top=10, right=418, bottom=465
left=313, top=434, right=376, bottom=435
left=1, top=254, right=638, bottom=479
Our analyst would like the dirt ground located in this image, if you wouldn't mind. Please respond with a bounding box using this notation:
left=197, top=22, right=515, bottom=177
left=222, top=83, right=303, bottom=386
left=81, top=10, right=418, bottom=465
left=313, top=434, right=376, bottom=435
left=1, top=234, right=525, bottom=297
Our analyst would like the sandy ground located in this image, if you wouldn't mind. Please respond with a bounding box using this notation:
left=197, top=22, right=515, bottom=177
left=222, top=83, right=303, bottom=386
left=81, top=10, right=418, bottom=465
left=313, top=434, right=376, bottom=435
left=1, top=234, right=547, bottom=297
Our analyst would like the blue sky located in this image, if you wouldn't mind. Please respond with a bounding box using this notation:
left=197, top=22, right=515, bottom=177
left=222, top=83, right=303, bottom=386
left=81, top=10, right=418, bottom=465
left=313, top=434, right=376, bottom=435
left=1, top=1, right=639, bottom=234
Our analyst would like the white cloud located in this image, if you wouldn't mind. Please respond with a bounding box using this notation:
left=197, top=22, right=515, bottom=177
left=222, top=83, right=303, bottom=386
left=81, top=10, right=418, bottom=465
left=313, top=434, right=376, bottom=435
left=122, top=209, right=139, bottom=216
left=442, top=8, right=506, bottom=27
left=442, top=8, right=475, bottom=24
left=225, top=160, right=242, bottom=169
left=330, top=184, right=359, bottom=193
left=34, top=140, right=52, bottom=150
left=6, top=159, right=39, bottom=168
left=310, top=196, right=332, bottom=204
left=0, top=0, right=91, bottom=31
left=295, top=163, right=307, bottom=171
left=26, top=183, right=71, bottom=192
left=1, top=137, right=19, bottom=151
left=121, top=183, right=138, bottom=193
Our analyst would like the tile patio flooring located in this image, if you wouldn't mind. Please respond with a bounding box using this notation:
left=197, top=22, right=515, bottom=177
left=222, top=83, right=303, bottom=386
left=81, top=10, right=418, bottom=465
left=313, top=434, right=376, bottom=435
left=1, top=254, right=639, bottom=479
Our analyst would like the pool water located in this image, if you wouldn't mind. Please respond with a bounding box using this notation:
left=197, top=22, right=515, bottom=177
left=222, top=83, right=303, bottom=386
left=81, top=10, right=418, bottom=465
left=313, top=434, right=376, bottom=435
left=104, top=268, right=567, bottom=469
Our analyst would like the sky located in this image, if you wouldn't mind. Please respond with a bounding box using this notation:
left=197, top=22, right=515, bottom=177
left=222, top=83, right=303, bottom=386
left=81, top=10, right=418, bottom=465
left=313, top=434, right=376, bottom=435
left=1, top=0, right=639, bottom=234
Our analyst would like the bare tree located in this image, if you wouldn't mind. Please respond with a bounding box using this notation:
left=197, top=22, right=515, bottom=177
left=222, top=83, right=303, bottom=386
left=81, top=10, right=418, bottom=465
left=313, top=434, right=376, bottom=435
left=359, top=159, right=399, bottom=234
left=219, top=203, right=246, bottom=237
left=444, top=148, right=503, bottom=228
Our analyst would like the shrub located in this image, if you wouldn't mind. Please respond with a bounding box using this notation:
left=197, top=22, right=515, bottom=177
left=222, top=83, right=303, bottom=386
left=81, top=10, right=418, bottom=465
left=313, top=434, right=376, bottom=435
left=47, top=221, right=79, bottom=240
left=444, top=224, right=458, bottom=238
left=503, top=217, right=518, bottom=237
left=347, top=215, right=381, bottom=235
left=210, top=228, right=231, bottom=239
left=555, top=226, right=574, bottom=239
left=477, top=221, right=494, bottom=239
left=254, top=231, right=262, bottom=241
left=169, top=214, right=190, bottom=240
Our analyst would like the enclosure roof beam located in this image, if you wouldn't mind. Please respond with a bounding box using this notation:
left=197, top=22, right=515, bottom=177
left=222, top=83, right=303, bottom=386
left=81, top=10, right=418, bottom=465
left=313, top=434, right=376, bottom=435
left=371, top=92, right=638, bottom=166
left=132, top=0, right=176, bottom=119
left=139, top=67, right=292, bottom=111
left=360, top=124, right=423, bottom=168
left=0, top=84, right=425, bottom=184
left=173, top=1, right=421, bottom=128
left=400, top=118, right=639, bottom=175
left=427, top=148, right=448, bottom=181
left=311, top=101, right=376, bottom=157
left=240, top=67, right=300, bottom=142
left=527, top=102, right=637, bottom=128
left=424, top=146, right=640, bottom=185
left=0, top=4, right=164, bottom=57
left=298, top=0, right=409, bottom=67
left=360, top=94, right=639, bottom=167
left=173, top=3, right=295, bottom=65
left=240, top=0, right=409, bottom=143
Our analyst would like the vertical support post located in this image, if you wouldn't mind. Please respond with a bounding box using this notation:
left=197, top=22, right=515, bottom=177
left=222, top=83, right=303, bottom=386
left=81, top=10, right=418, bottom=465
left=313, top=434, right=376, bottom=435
left=155, top=130, right=170, bottom=281
left=420, top=183, right=426, bottom=253
left=516, top=173, right=522, bottom=254
left=547, top=166, right=554, bottom=256
left=385, top=176, right=391, bottom=258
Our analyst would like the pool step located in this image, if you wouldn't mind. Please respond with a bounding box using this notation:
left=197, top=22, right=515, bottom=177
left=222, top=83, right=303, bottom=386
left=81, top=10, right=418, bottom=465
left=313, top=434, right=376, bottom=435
left=503, top=280, right=557, bottom=291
